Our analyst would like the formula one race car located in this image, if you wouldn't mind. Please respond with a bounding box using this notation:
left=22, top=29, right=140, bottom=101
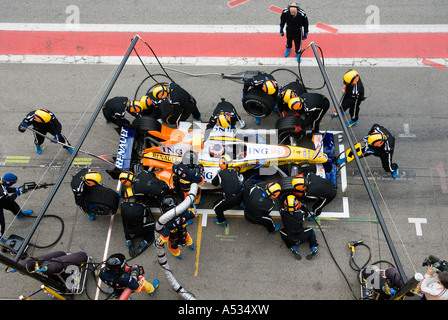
left=109, top=116, right=336, bottom=191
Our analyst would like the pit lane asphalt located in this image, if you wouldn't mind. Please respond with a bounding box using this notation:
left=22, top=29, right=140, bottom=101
left=1, top=62, right=447, bottom=300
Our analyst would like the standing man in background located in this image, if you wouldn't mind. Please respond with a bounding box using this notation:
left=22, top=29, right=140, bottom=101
left=280, top=3, right=309, bottom=62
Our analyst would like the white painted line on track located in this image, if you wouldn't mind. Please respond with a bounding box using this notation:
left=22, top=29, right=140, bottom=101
left=94, top=215, right=115, bottom=300
left=1, top=55, right=446, bottom=68
left=1, top=23, right=448, bottom=33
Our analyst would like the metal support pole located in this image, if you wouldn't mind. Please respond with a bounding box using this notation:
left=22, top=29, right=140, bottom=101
left=13, top=35, right=140, bottom=263
left=309, top=42, right=408, bottom=283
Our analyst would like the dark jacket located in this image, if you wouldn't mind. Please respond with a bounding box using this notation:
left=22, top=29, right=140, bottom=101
left=280, top=7, right=309, bottom=34
left=20, top=109, right=62, bottom=135
left=120, top=201, right=152, bottom=240
left=279, top=207, right=309, bottom=244
left=243, top=182, right=275, bottom=218
left=211, top=168, right=244, bottom=198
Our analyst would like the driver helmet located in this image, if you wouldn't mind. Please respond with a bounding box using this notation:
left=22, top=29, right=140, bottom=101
left=210, top=143, right=225, bottom=158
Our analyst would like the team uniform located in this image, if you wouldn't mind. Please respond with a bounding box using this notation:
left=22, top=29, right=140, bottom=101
left=293, top=172, right=337, bottom=217
left=18, top=109, right=73, bottom=154
left=156, top=207, right=197, bottom=258
left=279, top=199, right=318, bottom=260
left=242, top=182, right=280, bottom=234
left=280, top=5, right=309, bottom=60
left=361, top=124, right=399, bottom=176
left=102, top=96, right=131, bottom=127
left=211, top=165, right=245, bottom=226
left=204, top=99, right=245, bottom=140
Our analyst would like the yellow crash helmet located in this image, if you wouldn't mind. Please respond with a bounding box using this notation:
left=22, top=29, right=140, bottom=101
left=292, top=173, right=307, bottom=192
left=123, top=187, right=135, bottom=200
left=119, top=171, right=135, bottom=187
left=217, top=112, right=232, bottom=129
left=343, top=70, right=359, bottom=86
left=152, top=85, right=169, bottom=99
left=139, top=95, right=152, bottom=108
left=265, top=182, right=281, bottom=199
left=219, top=154, right=232, bottom=170
left=368, top=131, right=386, bottom=147
left=83, top=170, right=101, bottom=186
left=282, top=89, right=297, bottom=104
left=262, top=80, right=278, bottom=95
left=284, top=194, right=302, bottom=212
left=288, top=97, right=304, bottom=111
left=34, top=109, right=51, bottom=123
left=127, top=101, right=143, bottom=115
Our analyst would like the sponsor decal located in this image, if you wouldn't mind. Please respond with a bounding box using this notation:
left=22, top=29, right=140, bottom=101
left=115, top=127, right=135, bottom=170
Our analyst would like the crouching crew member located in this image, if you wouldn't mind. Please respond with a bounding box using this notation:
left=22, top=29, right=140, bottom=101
left=99, top=253, right=159, bottom=298
left=204, top=98, right=246, bottom=141
left=70, top=169, right=102, bottom=221
left=338, top=123, right=399, bottom=178
left=292, top=172, right=337, bottom=219
left=243, top=182, right=281, bottom=234
left=120, top=187, right=155, bottom=258
left=151, top=83, right=201, bottom=125
left=287, top=92, right=329, bottom=133
left=103, top=96, right=148, bottom=128
left=280, top=195, right=318, bottom=260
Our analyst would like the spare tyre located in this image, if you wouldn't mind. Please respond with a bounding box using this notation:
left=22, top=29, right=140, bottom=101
left=82, top=185, right=120, bottom=216
left=275, top=116, right=306, bottom=141
left=242, top=88, right=275, bottom=118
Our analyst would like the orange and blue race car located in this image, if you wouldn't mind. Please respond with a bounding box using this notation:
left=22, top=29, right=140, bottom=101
left=110, top=117, right=336, bottom=190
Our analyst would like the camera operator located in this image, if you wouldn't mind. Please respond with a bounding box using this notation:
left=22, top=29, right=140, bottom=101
left=420, top=256, right=448, bottom=300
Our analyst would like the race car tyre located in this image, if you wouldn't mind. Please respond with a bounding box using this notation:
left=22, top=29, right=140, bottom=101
left=275, top=116, right=306, bottom=141
left=82, top=185, right=120, bottom=216
left=278, top=176, right=296, bottom=201
left=242, top=88, right=275, bottom=118
left=131, top=117, right=162, bottom=133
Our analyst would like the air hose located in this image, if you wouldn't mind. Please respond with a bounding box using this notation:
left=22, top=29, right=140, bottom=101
left=154, top=183, right=198, bottom=300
